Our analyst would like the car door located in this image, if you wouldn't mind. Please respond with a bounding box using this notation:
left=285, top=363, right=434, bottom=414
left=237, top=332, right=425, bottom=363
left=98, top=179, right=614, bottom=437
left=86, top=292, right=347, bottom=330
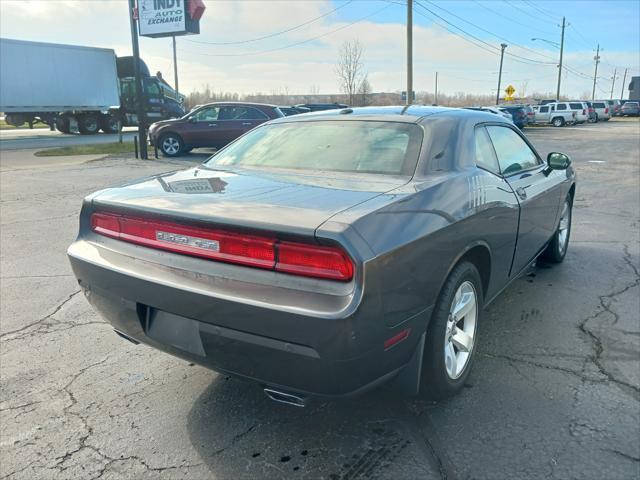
left=216, top=106, right=263, bottom=146
left=486, top=125, right=563, bottom=275
left=534, top=105, right=550, bottom=123
left=185, top=106, right=222, bottom=147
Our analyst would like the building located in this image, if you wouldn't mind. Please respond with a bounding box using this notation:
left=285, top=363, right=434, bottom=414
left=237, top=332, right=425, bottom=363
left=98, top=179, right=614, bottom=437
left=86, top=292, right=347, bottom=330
left=628, top=76, right=640, bottom=101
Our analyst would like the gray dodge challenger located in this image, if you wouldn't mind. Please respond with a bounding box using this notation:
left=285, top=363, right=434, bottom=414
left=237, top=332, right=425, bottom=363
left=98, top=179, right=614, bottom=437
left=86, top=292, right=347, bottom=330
left=68, top=106, right=575, bottom=406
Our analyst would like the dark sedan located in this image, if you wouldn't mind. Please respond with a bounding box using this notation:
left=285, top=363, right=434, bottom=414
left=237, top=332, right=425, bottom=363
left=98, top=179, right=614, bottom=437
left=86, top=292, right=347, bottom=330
left=499, top=105, right=528, bottom=128
left=621, top=101, right=640, bottom=116
left=148, top=102, right=283, bottom=157
left=68, top=106, right=575, bottom=405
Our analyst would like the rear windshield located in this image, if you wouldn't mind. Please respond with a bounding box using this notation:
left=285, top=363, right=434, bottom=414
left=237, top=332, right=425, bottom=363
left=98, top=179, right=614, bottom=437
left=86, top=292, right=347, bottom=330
left=205, top=120, right=424, bottom=176
left=625, top=102, right=639, bottom=106
left=593, top=102, right=606, bottom=108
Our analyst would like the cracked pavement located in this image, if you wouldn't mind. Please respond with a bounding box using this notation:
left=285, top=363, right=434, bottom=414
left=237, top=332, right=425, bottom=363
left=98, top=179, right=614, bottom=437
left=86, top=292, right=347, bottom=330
left=1, top=120, right=639, bottom=479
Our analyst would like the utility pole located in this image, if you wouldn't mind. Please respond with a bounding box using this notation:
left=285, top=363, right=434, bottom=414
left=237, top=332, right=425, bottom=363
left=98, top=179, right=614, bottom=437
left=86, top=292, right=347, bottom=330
left=620, top=68, right=627, bottom=100
left=128, top=0, right=148, bottom=159
left=496, top=43, right=507, bottom=105
left=609, top=68, right=617, bottom=100
left=556, top=17, right=565, bottom=100
left=406, top=0, right=413, bottom=105
left=591, top=44, right=600, bottom=101
left=172, top=36, right=179, bottom=96
left=435, top=71, right=438, bottom=105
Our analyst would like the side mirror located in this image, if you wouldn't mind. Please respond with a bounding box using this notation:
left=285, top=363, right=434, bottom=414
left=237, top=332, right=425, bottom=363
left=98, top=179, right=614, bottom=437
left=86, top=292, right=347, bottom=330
left=547, top=152, right=571, bottom=170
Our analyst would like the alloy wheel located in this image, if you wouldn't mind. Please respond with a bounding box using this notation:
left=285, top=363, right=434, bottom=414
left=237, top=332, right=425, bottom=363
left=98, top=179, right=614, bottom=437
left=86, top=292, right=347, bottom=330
left=162, top=137, right=180, bottom=155
left=444, top=281, right=478, bottom=379
left=558, top=200, right=571, bottom=256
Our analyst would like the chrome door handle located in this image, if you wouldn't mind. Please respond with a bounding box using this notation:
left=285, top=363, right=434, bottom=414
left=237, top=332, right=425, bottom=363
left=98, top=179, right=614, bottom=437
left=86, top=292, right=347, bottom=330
left=516, top=187, right=527, bottom=200
left=208, top=123, right=217, bottom=127
left=242, top=122, right=252, bottom=126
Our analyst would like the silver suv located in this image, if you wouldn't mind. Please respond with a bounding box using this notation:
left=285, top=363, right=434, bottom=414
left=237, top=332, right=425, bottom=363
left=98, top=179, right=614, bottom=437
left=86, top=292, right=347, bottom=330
left=592, top=101, right=612, bottom=121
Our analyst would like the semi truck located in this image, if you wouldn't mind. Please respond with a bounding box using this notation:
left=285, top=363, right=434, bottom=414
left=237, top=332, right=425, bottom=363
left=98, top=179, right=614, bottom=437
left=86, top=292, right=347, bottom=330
left=0, top=38, right=185, bottom=134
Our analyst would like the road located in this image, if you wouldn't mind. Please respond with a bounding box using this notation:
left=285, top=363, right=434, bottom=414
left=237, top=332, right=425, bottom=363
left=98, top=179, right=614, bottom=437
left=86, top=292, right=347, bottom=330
left=0, top=127, right=137, bottom=151
left=0, top=119, right=638, bottom=480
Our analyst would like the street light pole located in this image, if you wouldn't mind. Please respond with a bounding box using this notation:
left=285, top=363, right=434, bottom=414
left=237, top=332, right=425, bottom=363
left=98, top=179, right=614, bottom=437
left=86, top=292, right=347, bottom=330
left=128, top=0, right=147, bottom=159
left=620, top=68, right=628, bottom=100
left=172, top=35, right=179, bottom=96
left=435, top=71, right=438, bottom=105
left=591, top=44, right=600, bottom=101
left=406, top=0, right=413, bottom=106
left=496, top=43, right=507, bottom=105
left=556, top=17, right=565, bottom=100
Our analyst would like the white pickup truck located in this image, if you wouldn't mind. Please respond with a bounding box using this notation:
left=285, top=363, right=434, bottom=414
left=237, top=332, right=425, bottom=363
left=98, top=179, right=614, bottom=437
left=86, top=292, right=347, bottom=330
left=531, top=104, right=577, bottom=127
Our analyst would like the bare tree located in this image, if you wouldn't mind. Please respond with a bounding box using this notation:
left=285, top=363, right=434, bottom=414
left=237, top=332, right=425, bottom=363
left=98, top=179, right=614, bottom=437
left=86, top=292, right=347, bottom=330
left=336, top=40, right=364, bottom=106
left=357, top=75, right=372, bottom=106
left=519, top=80, right=529, bottom=98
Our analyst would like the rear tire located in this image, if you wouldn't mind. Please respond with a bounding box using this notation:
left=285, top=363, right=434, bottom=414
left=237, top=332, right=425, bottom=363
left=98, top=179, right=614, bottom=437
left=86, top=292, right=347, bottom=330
left=158, top=133, right=184, bottom=157
left=77, top=114, right=100, bottom=135
left=100, top=113, right=121, bottom=134
left=552, top=117, right=564, bottom=127
left=541, top=195, right=572, bottom=263
left=421, top=261, right=483, bottom=400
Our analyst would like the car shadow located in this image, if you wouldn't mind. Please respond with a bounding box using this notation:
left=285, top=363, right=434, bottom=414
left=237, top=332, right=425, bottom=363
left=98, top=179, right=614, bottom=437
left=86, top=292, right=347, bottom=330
left=186, top=375, right=439, bottom=479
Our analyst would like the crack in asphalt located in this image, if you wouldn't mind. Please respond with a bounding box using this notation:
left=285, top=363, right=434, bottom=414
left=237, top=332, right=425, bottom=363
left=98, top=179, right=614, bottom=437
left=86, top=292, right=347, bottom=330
left=210, top=424, right=258, bottom=457
left=577, top=244, right=640, bottom=395
left=0, top=289, right=82, bottom=341
left=607, top=449, right=640, bottom=463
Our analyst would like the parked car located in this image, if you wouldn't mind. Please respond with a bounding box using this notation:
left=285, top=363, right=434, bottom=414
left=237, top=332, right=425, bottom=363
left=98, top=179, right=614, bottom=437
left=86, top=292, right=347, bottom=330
left=584, top=101, right=597, bottom=123
left=294, top=103, right=349, bottom=112
left=532, top=104, right=576, bottom=127
left=464, top=106, right=512, bottom=120
left=606, top=99, right=623, bottom=116
left=621, top=101, right=640, bottom=116
left=149, top=102, right=284, bottom=156
left=499, top=105, right=528, bottom=128
left=553, top=102, right=589, bottom=124
left=278, top=106, right=311, bottom=116
left=509, top=104, right=535, bottom=124
left=68, top=106, right=576, bottom=404
left=591, top=101, right=611, bottom=121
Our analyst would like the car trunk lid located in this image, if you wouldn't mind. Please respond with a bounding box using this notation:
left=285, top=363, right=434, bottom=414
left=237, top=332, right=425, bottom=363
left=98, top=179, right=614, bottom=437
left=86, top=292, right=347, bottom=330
left=91, top=166, right=409, bottom=238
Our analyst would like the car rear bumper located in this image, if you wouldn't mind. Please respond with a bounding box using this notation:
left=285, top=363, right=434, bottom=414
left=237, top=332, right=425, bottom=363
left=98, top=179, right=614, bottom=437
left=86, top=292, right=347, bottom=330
left=67, top=238, right=428, bottom=397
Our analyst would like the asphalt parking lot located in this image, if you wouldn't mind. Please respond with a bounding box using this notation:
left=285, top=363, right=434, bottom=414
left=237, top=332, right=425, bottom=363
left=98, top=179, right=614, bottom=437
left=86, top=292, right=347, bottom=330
left=1, top=118, right=638, bottom=480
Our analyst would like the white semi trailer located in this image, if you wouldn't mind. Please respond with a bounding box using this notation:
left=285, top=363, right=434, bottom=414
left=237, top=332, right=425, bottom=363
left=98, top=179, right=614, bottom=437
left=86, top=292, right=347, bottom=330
left=0, top=38, right=184, bottom=134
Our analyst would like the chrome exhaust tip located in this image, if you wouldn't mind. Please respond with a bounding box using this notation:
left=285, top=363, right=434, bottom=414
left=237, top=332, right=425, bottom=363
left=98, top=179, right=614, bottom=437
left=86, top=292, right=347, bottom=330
left=264, top=388, right=308, bottom=407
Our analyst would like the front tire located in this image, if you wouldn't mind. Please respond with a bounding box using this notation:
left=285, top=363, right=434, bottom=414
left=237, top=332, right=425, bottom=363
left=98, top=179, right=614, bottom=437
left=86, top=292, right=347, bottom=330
left=541, top=196, right=572, bottom=263
left=158, top=133, right=184, bottom=157
left=552, top=117, right=565, bottom=127
left=421, top=262, right=483, bottom=400
left=100, top=113, right=121, bottom=134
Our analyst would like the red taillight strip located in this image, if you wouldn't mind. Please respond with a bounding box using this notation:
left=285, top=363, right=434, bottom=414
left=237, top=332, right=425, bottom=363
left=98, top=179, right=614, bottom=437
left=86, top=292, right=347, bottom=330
left=90, top=212, right=354, bottom=281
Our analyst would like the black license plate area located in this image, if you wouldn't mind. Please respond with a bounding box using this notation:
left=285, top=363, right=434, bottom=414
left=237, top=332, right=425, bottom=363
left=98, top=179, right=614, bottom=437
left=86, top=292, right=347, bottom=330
left=146, top=308, right=205, bottom=357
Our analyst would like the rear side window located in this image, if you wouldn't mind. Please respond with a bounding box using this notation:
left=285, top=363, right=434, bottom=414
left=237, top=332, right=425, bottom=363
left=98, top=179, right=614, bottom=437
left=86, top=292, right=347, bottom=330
left=540, top=106, right=549, bottom=113
left=474, top=127, right=499, bottom=174
left=593, top=102, right=606, bottom=108
left=569, top=103, right=583, bottom=110
left=556, top=104, right=567, bottom=111
left=220, top=106, right=269, bottom=120
left=486, top=126, right=540, bottom=175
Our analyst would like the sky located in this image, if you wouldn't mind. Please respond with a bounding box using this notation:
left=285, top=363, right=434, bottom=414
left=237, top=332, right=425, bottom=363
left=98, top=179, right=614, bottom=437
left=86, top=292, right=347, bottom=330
left=1, top=0, right=639, bottom=99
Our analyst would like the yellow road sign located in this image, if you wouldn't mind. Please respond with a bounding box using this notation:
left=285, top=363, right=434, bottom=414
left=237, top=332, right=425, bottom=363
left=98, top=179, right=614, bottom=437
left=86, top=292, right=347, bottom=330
left=505, top=85, right=516, bottom=96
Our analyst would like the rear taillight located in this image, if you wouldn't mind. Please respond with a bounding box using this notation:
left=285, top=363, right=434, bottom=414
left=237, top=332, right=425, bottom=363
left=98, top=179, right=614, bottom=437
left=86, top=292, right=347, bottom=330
left=276, top=242, right=353, bottom=281
left=605, top=108, right=609, bottom=114
left=90, top=212, right=353, bottom=281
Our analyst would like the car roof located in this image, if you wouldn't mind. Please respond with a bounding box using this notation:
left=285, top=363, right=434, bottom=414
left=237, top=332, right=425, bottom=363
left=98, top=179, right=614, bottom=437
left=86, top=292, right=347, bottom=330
left=199, top=101, right=279, bottom=108
left=267, top=105, right=512, bottom=125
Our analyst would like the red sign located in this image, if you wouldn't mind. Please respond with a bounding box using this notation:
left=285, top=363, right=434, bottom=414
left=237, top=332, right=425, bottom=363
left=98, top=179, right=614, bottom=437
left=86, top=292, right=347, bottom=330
left=188, top=0, right=205, bottom=21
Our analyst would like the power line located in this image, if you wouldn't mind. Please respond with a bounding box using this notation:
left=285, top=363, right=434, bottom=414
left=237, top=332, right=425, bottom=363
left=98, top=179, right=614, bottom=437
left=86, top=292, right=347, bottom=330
left=421, top=0, right=559, bottom=62
left=413, top=1, right=556, bottom=65
left=522, top=0, right=560, bottom=20
left=183, top=1, right=353, bottom=46
left=471, top=0, right=557, bottom=36
left=181, top=3, right=392, bottom=57
left=503, top=0, right=557, bottom=25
